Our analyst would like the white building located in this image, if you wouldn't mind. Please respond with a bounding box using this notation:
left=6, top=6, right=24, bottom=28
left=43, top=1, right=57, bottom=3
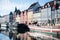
left=33, top=12, right=41, bottom=24
left=0, top=15, right=9, bottom=23
left=41, top=7, right=51, bottom=23
left=4, top=15, right=9, bottom=23
left=0, top=16, right=5, bottom=23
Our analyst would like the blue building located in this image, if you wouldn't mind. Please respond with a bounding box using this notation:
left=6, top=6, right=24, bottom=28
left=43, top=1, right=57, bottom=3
left=9, top=12, right=13, bottom=23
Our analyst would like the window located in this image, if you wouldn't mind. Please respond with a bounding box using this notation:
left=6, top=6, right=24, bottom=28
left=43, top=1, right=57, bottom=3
left=48, top=3, right=50, bottom=7
left=43, top=6, right=44, bottom=8
left=45, top=5, right=47, bottom=8
left=23, top=11, right=24, bottom=16
left=59, top=6, right=60, bottom=9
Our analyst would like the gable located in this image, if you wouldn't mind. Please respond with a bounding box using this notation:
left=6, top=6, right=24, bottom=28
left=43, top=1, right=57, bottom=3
left=28, top=2, right=40, bottom=10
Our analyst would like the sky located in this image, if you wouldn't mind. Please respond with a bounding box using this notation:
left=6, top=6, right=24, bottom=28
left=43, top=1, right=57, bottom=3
left=0, top=0, right=52, bottom=16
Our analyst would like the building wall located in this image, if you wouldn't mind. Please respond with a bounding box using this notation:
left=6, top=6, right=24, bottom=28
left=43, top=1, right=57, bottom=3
left=0, top=15, right=9, bottom=23
left=27, top=11, right=33, bottom=24
left=33, top=12, right=41, bottom=23
left=4, top=15, right=9, bottom=23
left=23, top=10, right=28, bottom=24
left=16, top=15, right=20, bottom=23
left=20, top=12, right=24, bottom=23
left=0, top=17, right=5, bottom=23
left=57, top=8, right=60, bottom=18
left=13, top=12, right=16, bottom=22
left=57, top=8, right=60, bottom=23
left=41, top=7, right=51, bottom=23
left=51, top=6, right=60, bottom=24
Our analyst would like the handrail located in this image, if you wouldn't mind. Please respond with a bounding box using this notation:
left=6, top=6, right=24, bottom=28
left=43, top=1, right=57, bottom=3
left=29, top=25, right=60, bottom=32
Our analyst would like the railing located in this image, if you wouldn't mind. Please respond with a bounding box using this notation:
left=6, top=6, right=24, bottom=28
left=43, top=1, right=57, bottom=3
left=29, top=26, right=60, bottom=32
left=28, top=32, right=60, bottom=40
left=28, top=25, right=60, bottom=40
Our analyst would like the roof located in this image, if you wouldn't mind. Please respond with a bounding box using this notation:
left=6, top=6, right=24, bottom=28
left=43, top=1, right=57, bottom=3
left=44, top=1, right=54, bottom=7
left=9, top=12, right=13, bottom=15
left=35, top=6, right=41, bottom=11
left=14, top=9, right=21, bottom=15
left=41, top=1, right=54, bottom=9
left=28, top=2, right=39, bottom=9
left=16, top=10, right=21, bottom=15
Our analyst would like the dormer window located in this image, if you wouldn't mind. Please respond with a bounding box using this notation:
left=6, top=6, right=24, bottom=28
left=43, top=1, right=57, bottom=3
left=45, top=5, right=47, bottom=8
left=59, top=6, right=60, bottom=9
left=43, top=6, right=44, bottom=8
left=48, top=3, right=50, bottom=7
left=39, top=8, right=41, bottom=10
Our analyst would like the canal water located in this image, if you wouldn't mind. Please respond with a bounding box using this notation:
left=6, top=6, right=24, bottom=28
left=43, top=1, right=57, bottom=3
left=0, top=33, right=13, bottom=40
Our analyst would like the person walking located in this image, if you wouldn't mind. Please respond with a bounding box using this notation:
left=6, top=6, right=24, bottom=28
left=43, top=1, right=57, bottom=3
left=9, top=30, right=13, bottom=40
left=48, top=19, right=50, bottom=26
left=52, top=19, right=55, bottom=26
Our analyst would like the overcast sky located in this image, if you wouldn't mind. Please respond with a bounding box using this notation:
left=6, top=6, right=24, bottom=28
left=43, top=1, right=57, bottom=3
left=0, top=0, right=51, bottom=16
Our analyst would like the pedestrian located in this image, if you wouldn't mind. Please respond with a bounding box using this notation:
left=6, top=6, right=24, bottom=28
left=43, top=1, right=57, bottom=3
left=48, top=19, right=50, bottom=26
left=52, top=19, right=55, bottom=26
left=9, top=30, right=13, bottom=40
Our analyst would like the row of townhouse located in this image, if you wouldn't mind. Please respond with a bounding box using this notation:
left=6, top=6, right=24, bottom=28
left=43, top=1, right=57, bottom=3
left=1, top=0, right=60, bottom=26
left=13, top=8, right=28, bottom=24
left=8, top=0, right=59, bottom=25
left=12, top=2, right=40, bottom=24
left=11, top=0, right=60, bottom=39
left=12, top=0, right=60, bottom=25
left=33, top=0, right=60, bottom=25
left=28, top=0, right=60, bottom=39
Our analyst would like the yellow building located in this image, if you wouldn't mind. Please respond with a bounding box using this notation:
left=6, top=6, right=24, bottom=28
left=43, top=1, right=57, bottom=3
left=27, top=2, right=40, bottom=25
left=27, top=11, right=33, bottom=24
left=16, top=15, right=20, bottom=23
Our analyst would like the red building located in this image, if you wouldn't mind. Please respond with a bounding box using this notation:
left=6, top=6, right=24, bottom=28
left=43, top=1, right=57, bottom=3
left=20, top=10, right=28, bottom=24
left=23, top=10, right=28, bottom=24
left=20, top=11, right=24, bottom=23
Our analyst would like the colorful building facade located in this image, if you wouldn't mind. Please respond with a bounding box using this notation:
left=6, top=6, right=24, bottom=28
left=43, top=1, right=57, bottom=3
left=23, top=10, right=28, bottom=24
left=27, top=2, right=40, bottom=24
